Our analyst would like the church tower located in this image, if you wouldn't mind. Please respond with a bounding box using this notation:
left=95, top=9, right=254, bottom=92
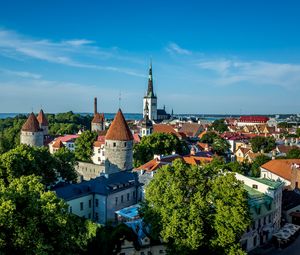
left=141, top=101, right=153, bottom=137
left=143, top=61, right=157, bottom=121
left=20, top=112, right=44, bottom=147
left=91, top=97, right=105, bottom=132
left=104, top=109, right=134, bottom=175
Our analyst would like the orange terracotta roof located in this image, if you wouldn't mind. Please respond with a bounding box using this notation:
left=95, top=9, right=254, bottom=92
left=52, top=139, right=64, bottom=149
left=37, top=109, right=48, bottom=126
left=93, top=141, right=104, bottom=147
left=261, top=159, right=300, bottom=181
left=21, top=113, right=41, bottom=132
left=179, top=123, right=203, bottom=137
left=197, top=142, right=209, bottom=150
left=153, top=124, right=182, bottom=138
left=236, top=147, right=251, bottom=155
left=105, top=109, right=133, bottom=141
left=277, top=145, right=299, bottom=154
left=92, top=113, right=104, bottom=123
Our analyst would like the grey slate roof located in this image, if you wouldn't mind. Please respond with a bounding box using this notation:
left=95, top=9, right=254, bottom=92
left=52, top=171, right=138, bottom=201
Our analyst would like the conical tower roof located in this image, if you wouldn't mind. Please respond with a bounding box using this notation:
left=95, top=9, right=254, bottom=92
left=105, top=109, right=133, bottom=141
left=21, top=112, right=41, bottom=132
left=37, top=109, right=48, bottom=126
left=92, top=113, right=104, bottom=123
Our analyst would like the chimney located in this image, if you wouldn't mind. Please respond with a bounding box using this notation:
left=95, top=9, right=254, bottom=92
left=94, top=97, right=97, bottom=115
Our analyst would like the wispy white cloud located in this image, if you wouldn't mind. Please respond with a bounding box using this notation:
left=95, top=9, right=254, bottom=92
left=166, top=42, right=191, bottom=55
left=0, top=28, right=144, bottom=77
left=197, top=58, right=300, bottom=89
left=0, top=68, right=42, bottom=79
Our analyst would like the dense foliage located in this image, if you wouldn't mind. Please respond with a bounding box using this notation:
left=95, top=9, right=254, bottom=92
left=0, top=115, right=26, bottom=154
left=250, top=154, right=271, bottom=177
left=210, top=119, right=228, bottom=133
left=250, top=136, right=276, bottom=153
left=0, top=144, right=77, bottom=185
left=0, top=175, right=98, bottom=255
left=47, top=111, right=92, bottom=135
left=141, top=159, right=250, bottom=255
left=200, top=132, right=230, bottom=156
left=286, top=148, right=300, bottom=159
left=75, top=130, right=98, bottom=162
left=133, top=133, right=189, bottom=167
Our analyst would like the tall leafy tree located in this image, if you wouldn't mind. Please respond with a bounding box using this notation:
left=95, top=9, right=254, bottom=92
left=0, top=175, right=97, bottom=254
left=133, top=133, right=189, bottom=167
left=286, top=148, right=300, bottom=159
left=210, top=119, right=228, bottom=133
left=0, top=144, right=77, bottom=185
left=250, top=154, right=271, bottom=177
left=75, top=130, right=98, bottom=162
left=53, top=147, right=78, bottom=182
left=141, top=159, right=250, bottom=255
left=250, top=136, right=276, bottom=153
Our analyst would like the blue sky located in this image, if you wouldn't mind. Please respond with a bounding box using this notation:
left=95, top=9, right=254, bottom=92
left=0, top=0, right=300, bottom=114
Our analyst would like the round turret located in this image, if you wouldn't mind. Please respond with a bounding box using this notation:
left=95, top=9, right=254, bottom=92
left=37, top=109, right=49, bottom=135
left=20, top=112, right=44, bottom=147
left=104, top=109, right=133, bottom=174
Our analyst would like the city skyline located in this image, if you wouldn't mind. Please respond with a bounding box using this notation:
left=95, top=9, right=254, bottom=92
left=0, top=0, right=300, bottom=114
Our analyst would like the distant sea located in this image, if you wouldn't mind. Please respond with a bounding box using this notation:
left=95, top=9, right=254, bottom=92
left=0, top=112, right=232, bottom=122
left=1, top=112, right=280, bottom=122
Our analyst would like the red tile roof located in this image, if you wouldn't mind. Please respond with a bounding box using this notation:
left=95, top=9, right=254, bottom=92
left=93, top=141, right=104, bottom=147
left=239, top=116, right=269, bottom=123
left=21, top=113, right=41, bottom=132
left=105, top=109, right=134, bottom=141
left=37, top=109, right=48, bottom=126
left=261, top=159, right=300, bottom=181
left=153, top=124, right=183, bottom=138
left=55, top=134, right=79, bottom=143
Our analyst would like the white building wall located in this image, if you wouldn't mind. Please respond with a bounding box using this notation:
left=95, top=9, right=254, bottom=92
left=92, top=145, right=105, bottom=165
left=66, top=195, right=94, bottom=220
left=260, top=168, right=291, bottom=186
left=143, top=97, right=157, bottom=121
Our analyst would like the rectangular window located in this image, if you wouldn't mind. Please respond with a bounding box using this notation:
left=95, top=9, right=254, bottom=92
left=269, top=214, right=271, bottom=223
left=253, top=236, right=257, bottom=246
left=115, top=197, right=118, bottom=205
left=121, top=195, right=124, bottom=203
left=69, top=206, right=72, bottom=213
left=95, top=212, right=99, bottom=221
left=127, top=193, right=130, bottom=201
left=80, top=202, right=84, bottom=211
left=113, top=142, right=116, bottom=147
left=257, top=207, right=261, bottom=215
left=88, top=213, right=91, bottom=219
left=95, top=199, right=99, bottom=207
left=98, top=149, right=100, bottom=153
left=252, top=184, right=258, bottom=189
left=89, top=199, right=92, bottom=208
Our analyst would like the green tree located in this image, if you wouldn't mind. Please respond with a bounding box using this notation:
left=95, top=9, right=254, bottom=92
left=0, top=175, right=97, bottom=254
left=75, top=130, right=98, bottom=162
left=286, top=148, right=300, bottom=159
left=0, top=144, right=77, bottom=185
left=211, top=137, right=230, bottom=156
left=0, top=144, right=57, bottom=185
left=210, top=119, right=228, bottom=133
left=297, top=128, right=300, bottom=138
left=133, top=133, right=189, bottom=167
left=53, top=147, right=78, bottom=182
left=250, top=154, right=271, bottom=177
left=141, top=159, right=250, bottom=254
left=200, top=131, right=219, bottom=144
left=250, top=136, right=276, bottom=153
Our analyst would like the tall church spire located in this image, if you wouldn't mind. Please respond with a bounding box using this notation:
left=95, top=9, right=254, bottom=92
left=147, top=60, right=154, bottom=97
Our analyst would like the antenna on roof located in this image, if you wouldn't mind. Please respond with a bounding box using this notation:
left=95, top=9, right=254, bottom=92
left=118, top=91, right=122, bottom=109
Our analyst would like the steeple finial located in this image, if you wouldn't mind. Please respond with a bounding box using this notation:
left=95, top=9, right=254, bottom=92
left=147, top=59, right=154, bottom=97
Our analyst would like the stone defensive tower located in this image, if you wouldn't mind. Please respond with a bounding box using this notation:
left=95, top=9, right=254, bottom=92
left=37, top=109, right=49, bottom=135
left=104, top=109, right=134, bottom=175
left=91, top=97, right=105, bottom=132
left=20, top=112, right=44, bottom=147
